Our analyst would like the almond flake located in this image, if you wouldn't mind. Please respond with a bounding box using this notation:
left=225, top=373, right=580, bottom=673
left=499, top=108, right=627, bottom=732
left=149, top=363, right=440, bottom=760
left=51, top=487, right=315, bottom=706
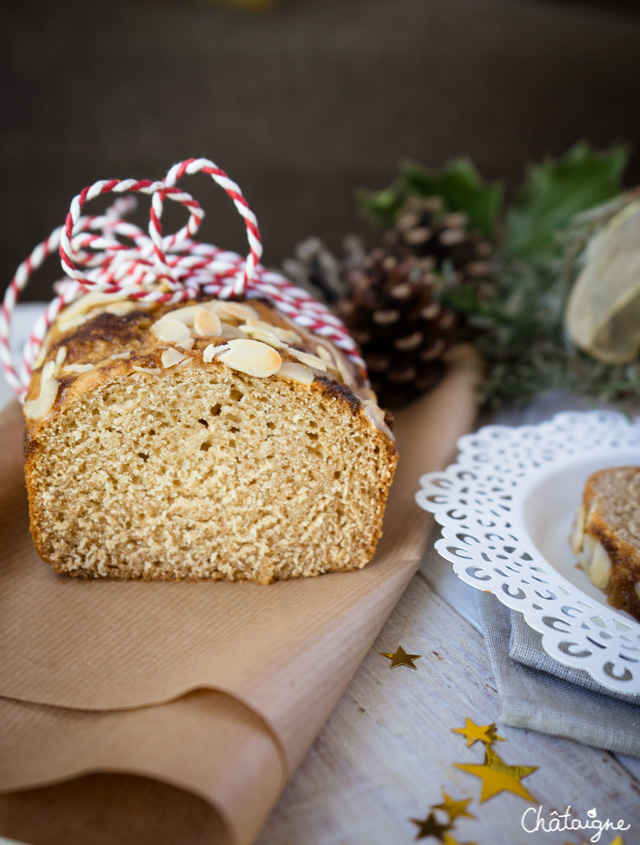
left=203, top=343, right=230, bottom=363
left=24, top=373, right=59, bottom=420
left=105, top=301, right=138, bottom=317
left=217, top=301, right=259, bottom=322
left=274, top=326, right=302, bottom=344
left=288, top=348, right=327, bottom=371
left=165, top=304, right=200, bottom=326
left=220, top=322, right=243, bottom=339
left=218, top=339, right=281, bottom=377
left=152, top=318, right=191, bottom=343
left=161, top=348, right=187, bottom=369
left=194, top=307, right=222, bottom=337
left=176, top=337, right=195, bottom=351
left=276, top=361, right=314, bottom=385
left=238, top=325, right=287, bottom=348
left=363, top=399, right=394, bottom=441
left=63, top=363, right=95, bottom=373
left=55, top=346, right=67, bottom=370
left=133, top=366, right=162, bottom=375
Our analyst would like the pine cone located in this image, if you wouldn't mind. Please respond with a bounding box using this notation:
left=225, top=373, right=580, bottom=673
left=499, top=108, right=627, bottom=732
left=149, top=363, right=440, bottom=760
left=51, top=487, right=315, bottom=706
left=281, top=237, right=345, bottom=304
left=336, top=243, right=459, bottom=407
left=385, top=196, right=493, bottom=284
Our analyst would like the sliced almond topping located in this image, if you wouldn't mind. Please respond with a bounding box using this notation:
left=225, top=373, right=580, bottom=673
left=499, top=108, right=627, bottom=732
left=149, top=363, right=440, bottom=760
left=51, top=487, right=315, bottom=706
left=238, top=325, right=287, bottom=349
left=274, top=326, right=302, bottom=344
left=276, top=361, right=314, bottom=385
left=203, top=343, right=230, bottom=363
left=217, top=301, right=260, bottom=322
left=220, top=322, right=243, bottom=339
left=176, top=337, right=195, bottom=351
left=165, top=304, right=200, bottom=326
left=218, top=339, right=281, bottom=377
left=582, top=534, right=597, bottom=563
left=152, top=318, right=191, bottom=343
left=24, top=371, right=60, bottom=420
left=105, top=301, right=138, bottom=317
left=161, top=348, right=187, bottom=369
left=571, top=504, right=586, bottom=554
left=42, top=360, right=57, bottom=381
left=246, top=316, right=278, bottom=333
left=110, top=351, right=131, bottom=360
left=63, top=363, right=95, bottom=373
left=288, top=348, right=327, bottom=371
left=194, top=307, right=222, bottom=337
left=133, top=366, right=162, bottom=375
left=589, top=542, right=612, bottom=590
left=54, top=346, right=67, bottom=370
left=363, top=399, right=394, bottom=441
left=315, top=345, right=333, bottom=363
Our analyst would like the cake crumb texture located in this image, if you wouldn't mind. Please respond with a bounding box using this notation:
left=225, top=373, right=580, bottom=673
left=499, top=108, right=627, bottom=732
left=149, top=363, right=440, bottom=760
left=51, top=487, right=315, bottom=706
left=24, top=296, right=397, bottom=582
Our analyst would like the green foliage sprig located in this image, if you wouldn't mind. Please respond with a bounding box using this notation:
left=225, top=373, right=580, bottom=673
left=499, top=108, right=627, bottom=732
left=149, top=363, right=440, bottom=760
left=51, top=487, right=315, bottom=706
left=358, top=142, right=633, bottom=408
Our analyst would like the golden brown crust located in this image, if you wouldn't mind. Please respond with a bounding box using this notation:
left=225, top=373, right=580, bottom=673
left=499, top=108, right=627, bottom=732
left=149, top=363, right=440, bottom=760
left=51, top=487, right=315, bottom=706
left=24, top=294, right=397, bottom=582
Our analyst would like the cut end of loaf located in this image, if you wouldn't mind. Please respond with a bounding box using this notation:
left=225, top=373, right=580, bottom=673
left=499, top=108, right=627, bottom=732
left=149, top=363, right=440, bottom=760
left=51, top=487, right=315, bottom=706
left=25, top=365, right=397, bottom=582
left=573, top=466, right=640, bottom=621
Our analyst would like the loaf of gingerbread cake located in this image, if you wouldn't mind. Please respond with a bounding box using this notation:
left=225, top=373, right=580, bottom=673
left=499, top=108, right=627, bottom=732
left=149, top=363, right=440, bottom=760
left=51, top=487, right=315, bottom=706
left=23, top=292, right=397, bottom=582
left=571, top=466, right=640, bottom=621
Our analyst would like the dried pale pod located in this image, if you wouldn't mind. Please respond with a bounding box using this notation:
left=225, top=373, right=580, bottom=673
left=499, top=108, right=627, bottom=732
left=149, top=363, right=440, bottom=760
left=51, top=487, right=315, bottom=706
left=218, top=339, right=282, bottom=377
left=194, top=307, right=222, bottom=337
left=566, top=199, right=640, bottom=364
left=161, top=348, right=187, bottom=369
left=152, top=318, right=192, bottom=344
left=276, top=361, right=314, bottom=385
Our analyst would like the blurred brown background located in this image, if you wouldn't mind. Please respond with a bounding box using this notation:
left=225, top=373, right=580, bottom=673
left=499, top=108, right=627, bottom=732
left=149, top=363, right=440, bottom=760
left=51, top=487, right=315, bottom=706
left=1, top=0, right=639, bottom=300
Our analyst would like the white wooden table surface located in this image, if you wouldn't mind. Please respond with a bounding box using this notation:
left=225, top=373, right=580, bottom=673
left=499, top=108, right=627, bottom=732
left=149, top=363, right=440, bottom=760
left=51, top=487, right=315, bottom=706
left=3, top=306, right=639, bottom=845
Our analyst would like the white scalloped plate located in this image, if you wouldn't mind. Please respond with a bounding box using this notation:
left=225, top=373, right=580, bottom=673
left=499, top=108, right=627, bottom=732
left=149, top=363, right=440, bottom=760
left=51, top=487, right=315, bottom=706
left=415, top=410, right=640, bottom=695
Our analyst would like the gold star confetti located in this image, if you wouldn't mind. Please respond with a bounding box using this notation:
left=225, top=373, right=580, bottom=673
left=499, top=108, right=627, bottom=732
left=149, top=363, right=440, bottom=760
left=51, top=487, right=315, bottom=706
left=451, top=718, right=505, bottom=747
left=410, top=811, right=451, bottom=841
left=442, top=834, right=477, bottom=845
left=433, top=792, right=476, bottom=822
left=454, top=746, right=538, bottom=804
left=380, top=645, right=422, bottom=669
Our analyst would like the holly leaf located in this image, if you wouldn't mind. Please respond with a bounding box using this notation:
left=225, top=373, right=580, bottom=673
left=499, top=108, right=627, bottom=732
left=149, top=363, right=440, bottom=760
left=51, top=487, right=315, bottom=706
left=505, top=141, right=629, bottom=263
left=357, top=157, right=503, bottom=236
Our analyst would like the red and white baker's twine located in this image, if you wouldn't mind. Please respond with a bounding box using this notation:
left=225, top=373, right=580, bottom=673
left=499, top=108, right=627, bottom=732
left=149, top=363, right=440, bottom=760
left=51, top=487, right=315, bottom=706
left=1, top=158, right=364, bottom=400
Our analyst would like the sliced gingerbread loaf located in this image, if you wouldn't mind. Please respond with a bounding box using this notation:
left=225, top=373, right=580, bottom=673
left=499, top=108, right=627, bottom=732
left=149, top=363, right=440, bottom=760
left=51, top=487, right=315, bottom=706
left=572, top=466, right=640, bottom=620
left=23, top=293, right=397, bottom=582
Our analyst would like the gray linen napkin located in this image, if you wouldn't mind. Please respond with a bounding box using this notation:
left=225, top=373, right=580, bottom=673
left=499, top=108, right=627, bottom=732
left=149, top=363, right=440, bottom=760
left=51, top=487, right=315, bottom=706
left=476, top=592, right=640, bottom=758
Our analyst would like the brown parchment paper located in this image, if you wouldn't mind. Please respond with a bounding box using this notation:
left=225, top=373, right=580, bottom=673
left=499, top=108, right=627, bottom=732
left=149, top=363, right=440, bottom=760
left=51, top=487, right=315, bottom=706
left=0, top=346, right=479, bottom=845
